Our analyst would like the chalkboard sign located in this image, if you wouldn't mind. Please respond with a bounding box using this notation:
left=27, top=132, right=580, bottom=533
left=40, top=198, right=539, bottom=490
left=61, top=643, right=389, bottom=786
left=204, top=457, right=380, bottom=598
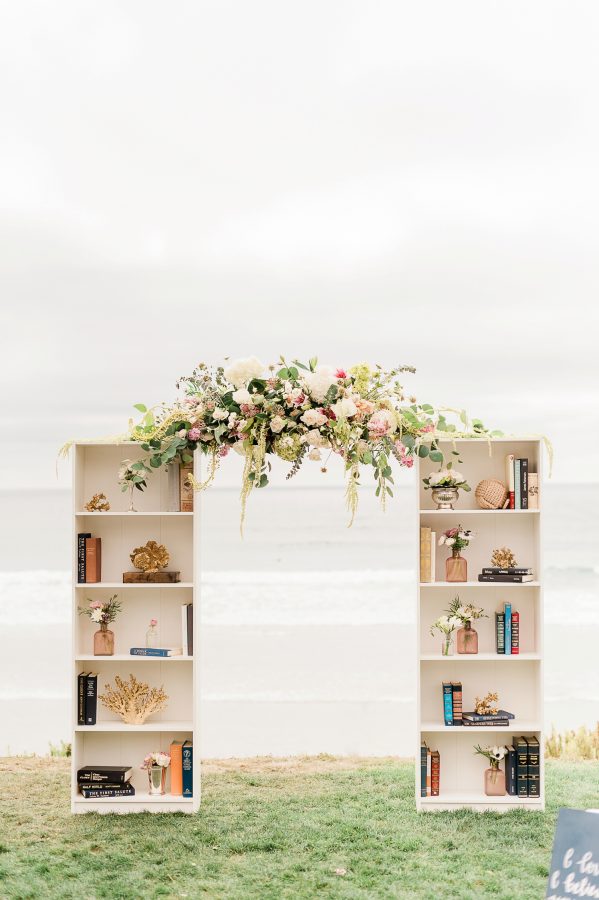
left=547, top=808, right=599, bottom=899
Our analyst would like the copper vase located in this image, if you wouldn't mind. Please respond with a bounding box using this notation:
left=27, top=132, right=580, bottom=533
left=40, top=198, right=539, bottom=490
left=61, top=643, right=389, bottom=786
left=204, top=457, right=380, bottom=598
left=446, top=550, right=467, bottom=582
left=94, top=625, right=114, bottom=656
left=457, top=622, right=478, bottom=654
left=484, top=766, right=506, bottom=796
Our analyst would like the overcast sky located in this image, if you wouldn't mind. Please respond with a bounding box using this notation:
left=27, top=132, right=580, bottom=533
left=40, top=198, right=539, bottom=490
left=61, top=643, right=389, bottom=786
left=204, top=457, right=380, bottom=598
left=1, top=1, right=597, bottom=488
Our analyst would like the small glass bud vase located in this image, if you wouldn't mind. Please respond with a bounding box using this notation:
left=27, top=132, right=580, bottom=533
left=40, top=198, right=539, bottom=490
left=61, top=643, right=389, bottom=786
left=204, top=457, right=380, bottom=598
left=94, top=624, right=114, bottom=656
left=484, top=765, right=506, bottom=796
left=146, top=623, right=159, bottom=649
left=446, top=549, right=467, bottom=582
left=441, top=634, right=455, bottom=656
left=457, top=621, right=478, bottom=654
left=148, top=765, right=167, bottom=795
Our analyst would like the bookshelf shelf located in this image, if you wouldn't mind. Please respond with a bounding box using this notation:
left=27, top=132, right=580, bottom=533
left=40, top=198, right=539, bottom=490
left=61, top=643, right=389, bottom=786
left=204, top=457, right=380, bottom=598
left=416, top=438, right=544, bottom=812
left=72, top=442, right=200, bottom=814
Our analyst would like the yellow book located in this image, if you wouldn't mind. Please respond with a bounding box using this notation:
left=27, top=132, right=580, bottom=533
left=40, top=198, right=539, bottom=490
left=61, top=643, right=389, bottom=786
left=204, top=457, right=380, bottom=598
left=420, top=527, right=431, bottom=582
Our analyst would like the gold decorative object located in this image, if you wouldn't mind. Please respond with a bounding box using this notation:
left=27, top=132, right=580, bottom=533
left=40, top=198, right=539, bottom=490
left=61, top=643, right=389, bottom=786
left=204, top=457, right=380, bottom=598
left=130, top=540, right=170, bottom=573
left=474, top=691, right=500, bottom=716
left=84, top=492, right=110, bottom=512
left=99, top=673, right=168, bottom=725
left=475, top=479, right=508, bottom=510
left=491, top=547, right=517, bottom=568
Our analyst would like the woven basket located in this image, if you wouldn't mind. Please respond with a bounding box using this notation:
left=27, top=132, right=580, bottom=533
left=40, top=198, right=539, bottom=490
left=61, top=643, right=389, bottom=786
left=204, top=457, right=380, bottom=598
left=475, top=478, right=508, bottom=510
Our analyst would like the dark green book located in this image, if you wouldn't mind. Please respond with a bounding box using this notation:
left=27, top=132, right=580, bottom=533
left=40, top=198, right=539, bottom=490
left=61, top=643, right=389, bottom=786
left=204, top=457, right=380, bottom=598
left=420, top=741, right=427, bottom=797
left=495, top=612, right=505, bottom=654
left=515, top=736, right=529, bottom=797
left=527, top=736, right=540, bottom=798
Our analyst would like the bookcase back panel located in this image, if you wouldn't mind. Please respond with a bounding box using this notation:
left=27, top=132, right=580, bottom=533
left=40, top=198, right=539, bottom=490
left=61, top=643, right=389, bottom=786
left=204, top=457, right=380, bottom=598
left=76, top=445, right=173, bottom=512
left=420, top=513, right=540, bottom=579
left=419, top=441, right=541, bottom=510
left=421, top=730, right=541, bottom=793
left=76, top=588, right=193, bottom=656
left=77, top=661, right=193, bottom=722
left=420, top=660, right=540, bottom=723
left=75, top=515, right=193, bottom=583
left=419, top=588, right=539, bottom=655
left=74, top=730, right=192, bottom=796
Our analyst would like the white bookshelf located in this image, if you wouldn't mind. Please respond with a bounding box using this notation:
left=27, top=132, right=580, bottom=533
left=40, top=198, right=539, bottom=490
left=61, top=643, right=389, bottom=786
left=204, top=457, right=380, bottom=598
left=416, top=438, right=544, bottom=812
left=71, top=442, right=200, bottom=814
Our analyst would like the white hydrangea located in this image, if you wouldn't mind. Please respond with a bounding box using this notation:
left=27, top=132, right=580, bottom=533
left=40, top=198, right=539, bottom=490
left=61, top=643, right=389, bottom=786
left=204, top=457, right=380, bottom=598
left=232, top=388, right=252, bottom=404
left=224, top=356, right=265, bottom=388
left=212, top=407, right=229, bottom=420
left=301, top=408, right=327, bottom=428
left=301, top=365, right=337, bottom=403
left=331, top=397, right=357, bottom=419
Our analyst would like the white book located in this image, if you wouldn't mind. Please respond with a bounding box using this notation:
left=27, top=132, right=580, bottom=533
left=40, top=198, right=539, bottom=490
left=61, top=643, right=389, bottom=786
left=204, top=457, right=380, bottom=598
left=528, top=472, right=539, bottom=509
left=431, top=533, right=436, bottom=583
left=181, top=603, right=189, bottom=656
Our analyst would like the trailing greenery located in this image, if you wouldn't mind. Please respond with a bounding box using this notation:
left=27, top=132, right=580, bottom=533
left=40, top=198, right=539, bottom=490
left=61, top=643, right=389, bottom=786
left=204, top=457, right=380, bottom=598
left=0, top=755, right=596, bottom=899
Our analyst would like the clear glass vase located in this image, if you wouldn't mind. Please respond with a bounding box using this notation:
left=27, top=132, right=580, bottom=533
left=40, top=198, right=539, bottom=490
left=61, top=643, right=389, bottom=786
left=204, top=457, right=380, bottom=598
left=94, top=625, right=114, bottom=656
left=441, top=634, right=455, bottom=656
left=484, top=766, right=506, bottom=796
left=446, top=550, right=467, bottom=582
left=127, top=483, right=136, bottom=512
left=146, top=624, right=159, bottom=648
left=147, top=765, right=167, bottom=795
left=457, top=622, right=478, bottom=654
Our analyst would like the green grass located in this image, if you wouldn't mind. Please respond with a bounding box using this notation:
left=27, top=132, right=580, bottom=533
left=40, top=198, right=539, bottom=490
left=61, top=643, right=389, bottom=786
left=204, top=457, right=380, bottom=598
left=1, top=756, right=598, bottom=899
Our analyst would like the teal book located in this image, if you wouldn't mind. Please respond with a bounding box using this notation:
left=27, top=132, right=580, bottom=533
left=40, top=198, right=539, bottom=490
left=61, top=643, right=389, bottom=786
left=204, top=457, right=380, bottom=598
left=504, top=602, right=512, bottom=656
left=182, top=740, right=193, bottom=797
left=442, top=682, right=453, bottom=726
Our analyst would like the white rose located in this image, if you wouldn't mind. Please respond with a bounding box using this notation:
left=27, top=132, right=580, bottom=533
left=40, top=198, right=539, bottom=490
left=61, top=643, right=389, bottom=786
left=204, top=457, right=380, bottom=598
left=224, top=356, right=264, bottom=388
left=301, top=365, right=337, bottom=403
left=301, top=408, right=327, bottom=428
left=332, top=398, right=357, bottom=419
left=90, top=609, right=103, bottom=623
left=445, top=537, right=455, bottom=546
left=233, top=441, right=247, bottom=456
left=451, top=470, right=463, bottom=482
left=270, top=415, right=286, bottom=433
left=367, top=409, right=397, bottom=434
left=304, top=429, right=329, bottom=448
left=428, top=472, right=441, bottom=485
left=232, top=388, right=252, bottom=405
left=212, top=408, right=229, bottom=420
left=308, top=448, right=322, bottom=461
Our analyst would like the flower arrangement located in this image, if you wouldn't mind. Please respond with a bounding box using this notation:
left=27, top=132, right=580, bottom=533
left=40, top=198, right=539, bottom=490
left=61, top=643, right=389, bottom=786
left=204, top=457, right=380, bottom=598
left=118, top=459, right=151, bottom=492
left=438, top=526, right=475, bottom=553
left=78, top=595, right=122, bottom=627
left=430, top=614, right=462, bottom=655
left=99, top=673, right=168, bottom=725
left=473, top=744, right=506, bottom=769
left=422, top=467, right=470, bottom=491
left=141, top=751, right=171, bottom=769
left=120, top=356, right=496, bottom=529
left=446, top=596, right=486, bottom=625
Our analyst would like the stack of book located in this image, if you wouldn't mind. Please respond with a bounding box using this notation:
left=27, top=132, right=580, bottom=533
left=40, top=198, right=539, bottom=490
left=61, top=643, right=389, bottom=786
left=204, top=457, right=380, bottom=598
left=170, top=739, right=193, bottom=797
left=495, top=601, right=520, bottom=654
left=505, top=454, right=538, bottom=509
left=78, top=765, right=134, bottom=798
left=462, top=709, right=515, bottom=728
left=479, top=567, right=533, bottom=584
left=442, top=682, right=463, bottom=726
left=130, top=646, right=182, bottom=657
left=77, top=672, right=98, bottom=725
left=420, top=742, right=440, bottom=797
left=419, top=528, right=436, bottom=583
left=77, top=534, right=101, bottom=583
left=513, top=736, right=541, bottom=797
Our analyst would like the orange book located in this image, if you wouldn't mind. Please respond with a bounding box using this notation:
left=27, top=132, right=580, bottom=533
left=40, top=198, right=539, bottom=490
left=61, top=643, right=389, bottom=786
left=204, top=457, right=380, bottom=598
left=170, top=740, right=184, bottom=795
left=85, top=538, right=101, bottom=583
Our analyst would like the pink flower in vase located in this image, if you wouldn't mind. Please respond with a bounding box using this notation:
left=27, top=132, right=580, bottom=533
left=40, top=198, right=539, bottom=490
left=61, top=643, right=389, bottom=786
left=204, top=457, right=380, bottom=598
left=90, top=600, right=103, bottom=609
left=150, top=618, right=158, bottom=627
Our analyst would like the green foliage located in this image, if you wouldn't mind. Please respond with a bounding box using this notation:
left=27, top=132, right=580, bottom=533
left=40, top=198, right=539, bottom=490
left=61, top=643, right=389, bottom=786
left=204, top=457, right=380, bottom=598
left=0, top=756, right=595, bottom=899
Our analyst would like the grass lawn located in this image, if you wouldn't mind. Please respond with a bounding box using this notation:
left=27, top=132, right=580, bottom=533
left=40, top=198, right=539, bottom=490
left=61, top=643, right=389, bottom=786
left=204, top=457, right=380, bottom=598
left=1, top=756, right=598, bottom=899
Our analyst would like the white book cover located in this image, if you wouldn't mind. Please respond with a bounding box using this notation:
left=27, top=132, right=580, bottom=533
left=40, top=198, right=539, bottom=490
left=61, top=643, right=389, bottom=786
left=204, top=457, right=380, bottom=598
left=181, top=603, right=189, bottom=656
left=505, top=453, right=515, bottom=492
left=528, top=472, right=539, bottom=509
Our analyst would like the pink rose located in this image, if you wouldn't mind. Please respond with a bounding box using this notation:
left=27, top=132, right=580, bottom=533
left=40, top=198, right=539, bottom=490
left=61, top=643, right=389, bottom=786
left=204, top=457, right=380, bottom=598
left=218, top=445, right=229, bottom=457
left=188, top=427, right=201, bottom=441
left=335, top=369, right=347, bottom=379
left=90, top=600, right=103, bottom=609
left=150, top=618, right=158, bottom=626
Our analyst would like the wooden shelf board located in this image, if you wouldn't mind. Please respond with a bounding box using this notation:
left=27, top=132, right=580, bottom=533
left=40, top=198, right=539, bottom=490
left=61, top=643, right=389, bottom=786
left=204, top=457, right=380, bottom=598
left=419, top=509, right=539, bottom=515
left=419, top=653, right=540, bottom=661
left=421, top=721, right=541, bottom=733
left=76, top=511, right=193, bottom=517
left=75, top=583, right=194, bottom=589
left=419, top=791, right=542, bottom=805
left=75, top=654, right=192, bottom=662
left=419, top=581, right=540, bottom=588
left=74, top=792, right=193, bottom=804
left=75, top=721, right=193, bottom=732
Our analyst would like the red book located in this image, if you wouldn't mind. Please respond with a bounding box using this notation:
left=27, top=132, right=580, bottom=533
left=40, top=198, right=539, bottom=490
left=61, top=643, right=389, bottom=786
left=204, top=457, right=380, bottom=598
left=85, top=538, right=101, bottom=583
left=511, top=611, right=519, bottom=654
left=431, top=750, right=440, bottom=796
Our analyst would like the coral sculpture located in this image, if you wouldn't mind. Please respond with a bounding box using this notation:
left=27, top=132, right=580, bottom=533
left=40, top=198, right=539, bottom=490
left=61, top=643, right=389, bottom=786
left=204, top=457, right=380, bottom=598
left=84, top=492, right=110, bottom=512
left=130, top=540, right=170, bottom=573
left=491, top=547, right=517, bottom=569
left=99, top=673, right=168, bottom=724
left=474, top=691, right=500, bottom=716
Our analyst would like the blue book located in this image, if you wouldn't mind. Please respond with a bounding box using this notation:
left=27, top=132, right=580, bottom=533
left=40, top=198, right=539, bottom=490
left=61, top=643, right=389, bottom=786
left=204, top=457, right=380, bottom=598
left=514, top=459, right=521, bottom=509
left=442, top=682, right=453, bottom=726
left=129, top=648, right=182, bottom=657
left=504, top=602, right=512, bottom=655
left=420, top=742, right=427, bottom=797
left=182, top=740, right=193, bottom=797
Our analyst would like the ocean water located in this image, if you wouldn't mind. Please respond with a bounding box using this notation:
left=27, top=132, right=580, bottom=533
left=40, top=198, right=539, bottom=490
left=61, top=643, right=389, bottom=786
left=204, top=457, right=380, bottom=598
left=0, top=484, right=597, bottom=756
